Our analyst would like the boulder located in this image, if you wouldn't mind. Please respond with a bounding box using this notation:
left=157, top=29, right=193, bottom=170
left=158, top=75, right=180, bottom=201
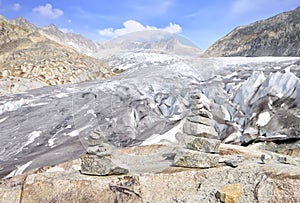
left=187, top=115, right=212, bottom=126
left=182, top=136, right=221, bottom=153
left=80, top=155, right=129, bottom=176
left=174, top=149, right=219, bottom=168
left=183, top=121, right=218, bottom=138
left=86, top=143, right=113, bottom=157
left=191, top=108, right=213, bottom=118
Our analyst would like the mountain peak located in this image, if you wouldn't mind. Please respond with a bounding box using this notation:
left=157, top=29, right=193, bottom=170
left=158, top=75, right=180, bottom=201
left=0, top=14, right=7, bottom=21
left=11, top=16, right=37, bottom=30
left=43, top=24, right=58, bottom=31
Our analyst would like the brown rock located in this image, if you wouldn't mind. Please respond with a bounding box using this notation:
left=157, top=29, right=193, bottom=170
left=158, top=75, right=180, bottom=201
left=216, top=184, right=242, bottom=203
left=22, top=174, right=141, bottom=203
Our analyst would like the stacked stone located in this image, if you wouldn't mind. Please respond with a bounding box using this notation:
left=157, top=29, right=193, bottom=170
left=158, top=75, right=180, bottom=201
left=174, top=93, right=221, bottom=168
left=80, top=128, right=129, bottom=176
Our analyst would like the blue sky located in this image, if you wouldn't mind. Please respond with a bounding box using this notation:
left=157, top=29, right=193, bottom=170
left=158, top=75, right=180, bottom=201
left=0, top=0, right=300, bottom=50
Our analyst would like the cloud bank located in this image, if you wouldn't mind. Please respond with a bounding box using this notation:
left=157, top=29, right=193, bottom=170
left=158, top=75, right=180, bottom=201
left=98, top=20, right=182, bottom=38
left=32, top=3, right=63, bottom=19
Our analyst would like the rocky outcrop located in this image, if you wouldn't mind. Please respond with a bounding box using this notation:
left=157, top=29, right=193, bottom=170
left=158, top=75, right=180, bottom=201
left=205, top=6, right=300, bottom=56
left=40, top=24, right=99, bottom=54
left=11, top=17, right=99, bottom=54
left=0, top=16, right=113, bottom=96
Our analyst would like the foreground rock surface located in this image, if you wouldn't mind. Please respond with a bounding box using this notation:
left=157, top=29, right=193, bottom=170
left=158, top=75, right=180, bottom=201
left=1, top=144, right=300, bottom=203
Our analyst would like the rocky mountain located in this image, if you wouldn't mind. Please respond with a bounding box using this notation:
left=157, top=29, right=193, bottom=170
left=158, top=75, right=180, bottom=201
left=94, top=30, right=203, bottom=73
left=0, top=16, right=112, bottom=96
left=95, top=30, right=203, bottom=58
left=205, top=6, right=300, bottom=56
left=11, top=17, right=99, bottom=54
left=11, top=16, right=38, bottom=32
left=40, top=24, right=99, bottom=54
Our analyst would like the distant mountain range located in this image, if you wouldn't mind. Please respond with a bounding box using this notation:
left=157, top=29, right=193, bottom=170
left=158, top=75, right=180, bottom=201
left=96, top=30, right=202, bottom=58
left=1, top=5, right=300, bottom=96
left=11, top=16, right=99, bottom=54
left=205, top=6, right=300, bottom=56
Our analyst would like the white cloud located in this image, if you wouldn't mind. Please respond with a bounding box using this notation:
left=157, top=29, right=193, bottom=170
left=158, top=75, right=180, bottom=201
left=98, top=20, right=182, bottom=38
left=32, top=3, right=63, bottom=19
left=12, top=3, right=21, bottom=11
left=163, top=23, right=182, bottom=33
left=59, top=28, right=73, bottom=33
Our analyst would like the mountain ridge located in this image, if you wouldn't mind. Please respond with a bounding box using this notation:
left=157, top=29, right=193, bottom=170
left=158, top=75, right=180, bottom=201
left=10, top=16, right=99, bottom=54
left=0, top=16, right=113, bottom=96
left=205, top=6, right=300, bottom=56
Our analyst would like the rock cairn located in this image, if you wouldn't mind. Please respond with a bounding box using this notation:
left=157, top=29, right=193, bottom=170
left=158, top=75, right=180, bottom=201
left=80, top=129, right=129, bottom=176
left=174, top=93, right=221, bottom=168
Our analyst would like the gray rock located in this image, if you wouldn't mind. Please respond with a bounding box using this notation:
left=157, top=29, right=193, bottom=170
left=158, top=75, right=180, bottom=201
left=182, top=136, right=220, bottom=153
left=224, top=160, right=239, bottom=168
left=87, top=131, right=104, bottom=146
left=183, top=121, right=218, bottom=138
left=277, top=156, right=298, bottom=165
left=80, top=155, right=129, bottom=176
left=86, top=143, right=113, bottom=157
left=219, top=155, right=244, bottom=168
left=174, top=149, right=219, bottom=168
left=187, top=116, right=212, bottom=126
left=191, top=108, right=213, bottom=118
left=241, top=127, right=259, bottom=144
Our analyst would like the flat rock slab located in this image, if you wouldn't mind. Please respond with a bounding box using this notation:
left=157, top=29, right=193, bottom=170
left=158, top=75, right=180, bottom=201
left=81, top=144, right=186, bottom=175
left=174, top=149, right=219, bottom=168
left=80, top=155, right=129, bottom=176
left=183, top=136, right=221, bottom=153
left=183, top=121, right=218, bottom=138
